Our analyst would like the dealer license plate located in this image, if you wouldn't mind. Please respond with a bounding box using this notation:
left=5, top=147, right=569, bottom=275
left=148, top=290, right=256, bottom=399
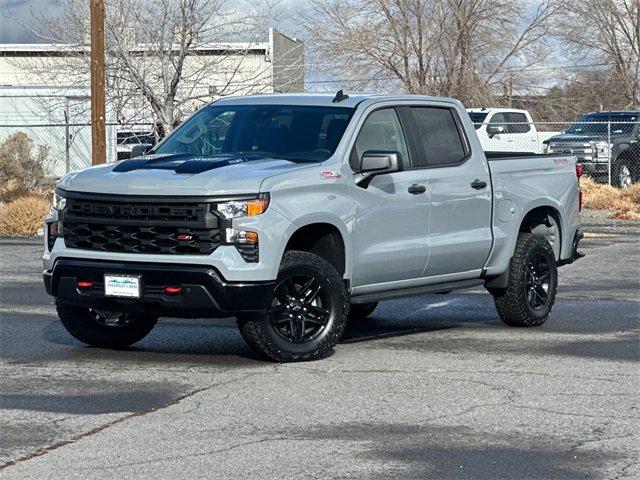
left=104, top=274, right=141, bottom=298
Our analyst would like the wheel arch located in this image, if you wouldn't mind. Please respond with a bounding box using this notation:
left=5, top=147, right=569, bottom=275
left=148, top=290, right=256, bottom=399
left=282, top=219, right=351, bottom=280
left=518, top=204, right=563, bottom=261
left=485, top=202, right=565, bottom=290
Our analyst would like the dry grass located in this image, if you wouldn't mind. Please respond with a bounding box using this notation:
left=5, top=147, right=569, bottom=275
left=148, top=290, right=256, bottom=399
left=0, top=195, right=50, bottom=236
left=0, top=179, right=50, bottom=203
left=582, top=177, right=640, bottom=220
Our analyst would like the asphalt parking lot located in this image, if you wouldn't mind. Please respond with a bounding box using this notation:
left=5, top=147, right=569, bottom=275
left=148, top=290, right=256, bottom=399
left=0, top=230, right=638, bottom=479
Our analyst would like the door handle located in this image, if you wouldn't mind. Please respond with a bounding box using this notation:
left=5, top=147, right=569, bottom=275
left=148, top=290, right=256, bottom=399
left=471, top=179, right=487, bottom=190
left=408, top=184, right=426, bottom=195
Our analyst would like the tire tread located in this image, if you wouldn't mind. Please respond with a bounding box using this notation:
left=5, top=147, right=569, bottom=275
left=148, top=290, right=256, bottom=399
left=493, top=233, right=557, bottom=327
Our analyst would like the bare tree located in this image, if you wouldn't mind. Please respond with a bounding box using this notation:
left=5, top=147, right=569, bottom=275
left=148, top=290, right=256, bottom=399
left=557, top=0, right=640, bottom=108
left=16, top=0, right=302, bottom=133
left=303, top=0, right=557, bottom=105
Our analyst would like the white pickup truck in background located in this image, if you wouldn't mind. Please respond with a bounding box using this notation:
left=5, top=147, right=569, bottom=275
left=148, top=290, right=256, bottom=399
left=468, top=108, right=560, bottom=154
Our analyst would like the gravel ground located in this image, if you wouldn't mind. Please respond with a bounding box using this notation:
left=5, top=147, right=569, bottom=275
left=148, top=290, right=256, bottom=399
left=0, top=230, right=638, bottom=480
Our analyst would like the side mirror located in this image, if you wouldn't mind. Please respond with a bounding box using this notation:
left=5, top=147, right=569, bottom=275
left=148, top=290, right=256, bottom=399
left=487, top=125, right=505, bottom=138
left=356, top=150, right=403, bottom=187
left=130, top=143, right=153, bottom=158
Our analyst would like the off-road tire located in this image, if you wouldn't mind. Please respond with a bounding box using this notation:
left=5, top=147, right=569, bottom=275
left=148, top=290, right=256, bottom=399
left=348, top=302, right=378, bottom=321
left=491, top=233, right=558, bottom=327
left=56, top=303, right=158, bottom=348
left=613, top=159, right=636, bottom=189
left=237, top=250, right=349, bottom=362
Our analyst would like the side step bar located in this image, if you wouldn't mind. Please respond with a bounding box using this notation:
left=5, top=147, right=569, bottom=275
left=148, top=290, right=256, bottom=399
left=351, top=279, right=484, bottom=304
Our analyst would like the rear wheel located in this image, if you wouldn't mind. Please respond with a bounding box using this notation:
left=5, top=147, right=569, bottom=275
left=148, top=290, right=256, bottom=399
left=348, top=302, right=378, bottom=321
left=56, top=303, right=158, bottom=348
left=491, top=233, right=557, bottom=327
left=237, top=251, right=348, bottom=362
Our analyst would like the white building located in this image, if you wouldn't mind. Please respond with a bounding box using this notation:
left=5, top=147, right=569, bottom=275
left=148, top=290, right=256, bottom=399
left=0, top=28, right=304, bottom=177
left=0, top=28, right=304, bottom=122
left=0, top=86, right=118, bottom=176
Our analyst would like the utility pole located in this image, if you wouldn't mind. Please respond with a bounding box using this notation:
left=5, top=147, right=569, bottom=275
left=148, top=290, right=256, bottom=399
left=507, top=73, right=513, bottom=108
left=90, top=0, right=106, bottom=165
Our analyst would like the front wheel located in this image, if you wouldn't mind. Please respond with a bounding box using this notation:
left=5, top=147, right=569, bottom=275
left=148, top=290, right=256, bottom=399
left=491, top=233, right=558, bottom=327
left=613, top=160, right=636, bottom=189
left=57, top=303, right=158, bottom=348
left=237, top=250, right=348, bottom=362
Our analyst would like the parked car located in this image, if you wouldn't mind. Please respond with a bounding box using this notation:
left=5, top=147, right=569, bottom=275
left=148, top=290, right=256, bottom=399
left=43, top=93, right=583, bottom=362
left=116, top=130, right=155, bottom=160
left=543, top=111, right=640, bottom=188
left=467, top=108, right=558, bottom=154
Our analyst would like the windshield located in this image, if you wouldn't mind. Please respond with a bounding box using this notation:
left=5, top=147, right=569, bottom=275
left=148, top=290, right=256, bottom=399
left=467, top=112, right=488, bottom=129
left=155, top=104, right=354, bottom=163
left=565, top=113, right=639, bottom=136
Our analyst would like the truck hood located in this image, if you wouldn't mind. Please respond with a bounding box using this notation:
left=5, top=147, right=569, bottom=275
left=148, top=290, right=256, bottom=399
left=57, top=153, right=313, bottom=196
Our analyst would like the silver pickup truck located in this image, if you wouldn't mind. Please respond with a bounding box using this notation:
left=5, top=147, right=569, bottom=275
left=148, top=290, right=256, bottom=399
left=43, top=93, right=584, bottom=362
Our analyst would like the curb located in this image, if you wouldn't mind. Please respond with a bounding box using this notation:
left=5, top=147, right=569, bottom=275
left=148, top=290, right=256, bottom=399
left=0, top=236, right=42, bottom=245
left=582, top=225, right=640, bottom=236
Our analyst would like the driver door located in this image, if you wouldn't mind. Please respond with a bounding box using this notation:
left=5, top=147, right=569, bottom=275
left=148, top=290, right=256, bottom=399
left=350, top=108, right=430, bottom=288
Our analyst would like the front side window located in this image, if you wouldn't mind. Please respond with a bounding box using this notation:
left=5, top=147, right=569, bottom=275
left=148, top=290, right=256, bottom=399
left=155, top=105, right=354, bottom=163
left=411, top=107, right=468, bottom=167
left=353, top=108, right=410, bottom=168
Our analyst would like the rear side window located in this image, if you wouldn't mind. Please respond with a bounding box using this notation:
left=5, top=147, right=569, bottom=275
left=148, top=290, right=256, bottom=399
left=410, top=107, right=468, bottom=167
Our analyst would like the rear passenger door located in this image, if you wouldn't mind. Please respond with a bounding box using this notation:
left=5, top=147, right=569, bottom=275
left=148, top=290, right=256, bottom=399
left=406, top=106, right=493, bottom=278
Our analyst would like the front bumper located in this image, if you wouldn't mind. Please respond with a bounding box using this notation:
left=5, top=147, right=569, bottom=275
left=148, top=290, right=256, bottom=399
left=44, top=259, right=274, bottom=318
left=581, top=161, right=609, bottom=177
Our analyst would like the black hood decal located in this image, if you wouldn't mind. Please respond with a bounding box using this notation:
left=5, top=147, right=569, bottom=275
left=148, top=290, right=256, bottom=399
left=113, top=153, right=282, bottom=174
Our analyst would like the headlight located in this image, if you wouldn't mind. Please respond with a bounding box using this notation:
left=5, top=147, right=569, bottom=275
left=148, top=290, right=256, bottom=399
left=51, top=191, right=66, bottom=213
left=216, top=194, right=269, bottom=219
left=593, top=141, right=611, bottom=159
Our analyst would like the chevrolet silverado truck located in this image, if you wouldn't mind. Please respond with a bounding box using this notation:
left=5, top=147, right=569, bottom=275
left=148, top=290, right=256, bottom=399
left=43, top=93, right=584, bottom=362
left=543, top=110, right=639, bottom=188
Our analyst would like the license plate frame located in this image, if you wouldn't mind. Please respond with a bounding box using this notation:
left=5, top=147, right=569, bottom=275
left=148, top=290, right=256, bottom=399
left=104, top=274, right=141, bottom=298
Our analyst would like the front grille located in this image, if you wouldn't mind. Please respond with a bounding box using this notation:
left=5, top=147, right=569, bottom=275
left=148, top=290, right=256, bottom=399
left=548, top=142, right=596, bottom=163
left=62, top=196, right=221, bottom=255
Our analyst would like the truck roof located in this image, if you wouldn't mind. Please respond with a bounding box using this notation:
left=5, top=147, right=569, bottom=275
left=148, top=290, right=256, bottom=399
left=585, top=110, right=640, bottom=115
left=213, top=93, right=462, bottom=109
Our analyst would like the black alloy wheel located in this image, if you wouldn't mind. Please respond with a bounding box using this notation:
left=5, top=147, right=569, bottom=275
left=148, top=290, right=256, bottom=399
left=269, top=274, right=331, bottom=344
left=491, top=233, right=558, bottom=327
left=237, top=250, right=349, bottom=362
left=89, top=309, right=137, bottom=328
left=56, top=303, right=158, bottom=348
left=525, top=252, right=551, bottom=310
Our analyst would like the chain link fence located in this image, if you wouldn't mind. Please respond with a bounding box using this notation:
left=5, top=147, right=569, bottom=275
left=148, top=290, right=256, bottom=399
left=0, top=123, right=155, bottom=178
left=1, top=119, right=639, bottom=188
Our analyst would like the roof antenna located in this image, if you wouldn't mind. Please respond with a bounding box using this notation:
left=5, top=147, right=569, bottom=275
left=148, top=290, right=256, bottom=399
left=332, top=89, right=349, bottom=103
